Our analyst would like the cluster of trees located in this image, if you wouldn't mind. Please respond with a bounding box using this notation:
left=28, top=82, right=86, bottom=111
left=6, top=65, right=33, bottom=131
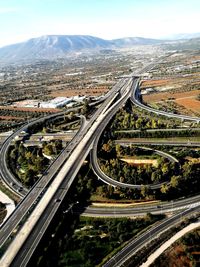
left=0, top=109, right=53, bottom=118
left=30, top=176, right=164, bottom=267
left=0, top=121, right=25, bottom=133
left=114, top=128, right=200, bottom=139
left=56, top=214, right=163, bottom=267
left=94, top=99, right=200, bottom=201
left=99, top=141, right=177, bottom=185
left=111, top=107, right=166, bottom=131
left=42, top=140, right=63, bottom=156
left=95, top=139, right=200, bottom=200
left=8, top=140, right=63, bottom=187
left=94, top=158, right=200, bottom=201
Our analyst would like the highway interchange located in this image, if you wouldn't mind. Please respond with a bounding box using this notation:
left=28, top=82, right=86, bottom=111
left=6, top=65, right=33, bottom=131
left=0, top=77, right=132, bottom=266
left=0, top=60, right=200, bottom=266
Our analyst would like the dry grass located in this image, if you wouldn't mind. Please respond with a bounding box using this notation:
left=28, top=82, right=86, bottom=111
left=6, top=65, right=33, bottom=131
left=50, top=85, right=110, bottom=98
left=143, top=90, right=200, bottom=103
left=175, top=98, right=200, bottom=112
left=0, top=106, right=60, bottom=113
left=120, top=158, right=158, bottom=167
left=156, top=244, right=193, bottom=267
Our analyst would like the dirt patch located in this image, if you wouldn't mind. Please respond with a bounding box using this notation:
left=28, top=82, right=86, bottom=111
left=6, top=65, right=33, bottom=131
left=91, top=200, right=159, bottom=207
left=141, top=79, right=175, bottom=88
left=141, top=75, right=200, bottom=89
left=0, top=106, right=60, bottom=113
left=120, top=158, right=158, bottom=167
left=155, top=244, right=193, bottom=267
left=175, top=98, right=200, bottom=112
left=143, top=90, right=200, bottom=103
left=50, top=85, right=109, bottom=98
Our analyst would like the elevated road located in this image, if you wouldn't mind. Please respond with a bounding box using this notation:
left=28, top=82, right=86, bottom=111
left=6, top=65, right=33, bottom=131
left=101, top=60, right=200, bottom=266
left=0, top=77, right=133, bottom=266
left=0, top=78, right=127, bottom=248
left=1, top=58, right=200, bottom=267
left=0, top=110, right=79, bottom=196
left=90, top=145, right=167, bottom=189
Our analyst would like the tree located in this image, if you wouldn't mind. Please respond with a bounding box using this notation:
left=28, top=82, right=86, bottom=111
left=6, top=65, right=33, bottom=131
left=161, top=163, right=169, bottom=175
left=161, top=184, right=170, bottom=194
left=43, top=144, right=54, bottom=156
left=141, top=185, right=149, bottom=198
left=23, top=168, right=36, bottom=186
left=115, top=144, right=123, bottom=157
left=170, top=175, right=181, bottom=188
left=102, top=140, right=114, bottom=154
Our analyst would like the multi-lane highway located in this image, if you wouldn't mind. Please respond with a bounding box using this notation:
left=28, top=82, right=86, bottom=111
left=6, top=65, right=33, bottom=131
left=0, top=59, right=200, bottom=267
left=103, top=205, right=200, bottom=267
left=115, top=139, right=200, bottom=147
left=0, top=78, right=126, bottom=243
left=0, top=77, right=133, bottom=266
left=81, top=194, right=200, bottom=217
left=0, top=110, right=80, bottom=196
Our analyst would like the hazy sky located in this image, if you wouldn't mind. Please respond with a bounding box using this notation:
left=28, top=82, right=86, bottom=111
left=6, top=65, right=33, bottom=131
left=0, top=0, right=200, bottom=47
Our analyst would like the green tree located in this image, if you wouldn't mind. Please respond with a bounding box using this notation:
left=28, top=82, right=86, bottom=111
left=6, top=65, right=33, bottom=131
left=161, top=184, right=170, bottom=194
left=141, top=185, right=149, bottom=198
left=170, top=175, right=181, bottom=188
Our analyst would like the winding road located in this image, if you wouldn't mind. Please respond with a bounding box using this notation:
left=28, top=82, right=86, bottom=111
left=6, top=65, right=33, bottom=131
left=0, top=59, right=200, bottom=266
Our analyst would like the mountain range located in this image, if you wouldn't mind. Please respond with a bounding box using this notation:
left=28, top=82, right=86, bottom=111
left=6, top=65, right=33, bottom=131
left=0, top=34, right=199, bottom=63
left=0, top=35, right=164, bottom=62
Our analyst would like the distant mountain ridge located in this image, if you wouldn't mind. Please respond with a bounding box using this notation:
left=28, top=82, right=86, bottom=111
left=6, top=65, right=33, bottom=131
left=166, top=32, right=200, bottom=40
left=0, top=34, right=199, bottom=63
left=113, top=37, right=162, bottom=46
left=0, top=35, right=164, bottom=62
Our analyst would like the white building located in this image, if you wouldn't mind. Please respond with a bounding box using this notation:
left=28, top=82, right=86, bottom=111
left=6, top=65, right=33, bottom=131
left=73, top=95, right=86, bottom=103
left=40, top=97, right=72, bottom=108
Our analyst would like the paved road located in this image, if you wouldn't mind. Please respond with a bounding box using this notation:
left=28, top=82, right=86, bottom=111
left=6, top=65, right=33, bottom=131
left=90, top=136, right=179, bottom=190
left=141, top=220, right=200, bottom=267
left=0, top=109, right=80, bottom=196
left=115, top=139, right=200, bottom=147
left=102, top=60, right=200, bottom=266
left=81, top=194, right=200, bottom=217
left=130, top=79, right=200, bottom=123
left=115, top=128, right=200, bottom=133
left=1, top=59, right=200, bottom=267
left=0, top=79, right=125, bottom=247
left=103, top=205, right=200, bottom=267
left=0, top=78, right=132, bottom=266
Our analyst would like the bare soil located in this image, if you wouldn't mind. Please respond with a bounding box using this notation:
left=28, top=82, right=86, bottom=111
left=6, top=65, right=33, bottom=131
left=50, top=85, right=110, bottom=98
left=0, top=106, right=60, bottom=113
left=143, top=90, right=200, bottom=103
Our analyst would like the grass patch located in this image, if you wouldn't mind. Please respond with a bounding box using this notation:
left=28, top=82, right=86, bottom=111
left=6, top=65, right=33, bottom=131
left=51, top=215, right=164, bottom=267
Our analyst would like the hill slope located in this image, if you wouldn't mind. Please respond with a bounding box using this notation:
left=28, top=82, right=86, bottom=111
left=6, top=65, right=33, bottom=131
left=0, top=35, right=166, bottom=62
left=0, top=35, right=111, bottom=62
left=112, top=37, right=162, bottom=46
